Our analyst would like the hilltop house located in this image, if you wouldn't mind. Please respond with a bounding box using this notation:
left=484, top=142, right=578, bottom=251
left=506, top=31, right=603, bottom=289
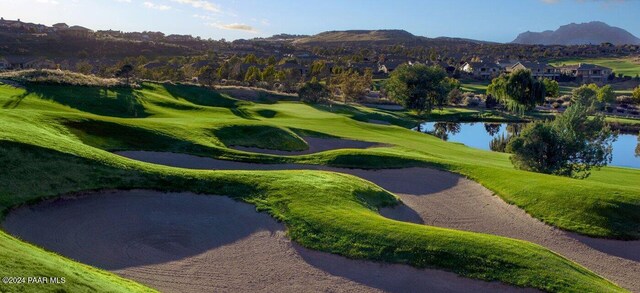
left=557, top=63, right=612, bottom=83
left=59, top=25, right=93, bottom=38
left=460, top=61, right=501, bottom=79
left=510, top=61, right=559, bottom=79
left=52, top=23, right=69, bottom=31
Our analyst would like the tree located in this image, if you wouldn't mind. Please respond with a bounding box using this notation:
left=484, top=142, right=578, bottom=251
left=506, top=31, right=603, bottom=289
left=261, top=65, right=277, bottom=83
left=75, top=60, right=93, bottom=75
left=487, top=69, right=545, bottom=115
left=633, top=86, right=640, bottom=104
left=298, top=80, right=331, bottom=103
left=115, top=64, right=134, bottom=84
left=217, top=62, right=230, bottom=80
left=332, top=70, right=371, bottom=103
left=198, top=65, right=217, bottom=87
left=266, top=55, right=277, bottom=66
left=243, top=54, right=257, bottom=64
left=542, top=78, right=559, bottom=98
left=507, top=101, right=616, bottom=179
left=597, top=84, right=615, bottom=104
left=244, top=66, right=262, bottom=84
left=384, top=64, right=451, bottom=114
left=572, top=84, right=598, bottom=108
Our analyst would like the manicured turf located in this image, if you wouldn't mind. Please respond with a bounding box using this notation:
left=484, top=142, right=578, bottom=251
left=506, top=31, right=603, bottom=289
left=461, top=81, right=489, bottom=94
left=550, top=57, right=640, bottom=77
left=0, top=80, right=637, bottom=292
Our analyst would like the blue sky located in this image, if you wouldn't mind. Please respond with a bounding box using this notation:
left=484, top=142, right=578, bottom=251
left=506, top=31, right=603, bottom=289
left=1, top=0, right=639, bottom=42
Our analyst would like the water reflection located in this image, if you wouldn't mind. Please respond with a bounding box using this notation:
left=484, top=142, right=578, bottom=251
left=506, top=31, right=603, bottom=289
left=426, top=122, right=461, bottom=141
left=418, top=122, right=640, bottom=169
left=636, top=134, right=639, bottom=157
left=484, top=123, right=501, bottom=136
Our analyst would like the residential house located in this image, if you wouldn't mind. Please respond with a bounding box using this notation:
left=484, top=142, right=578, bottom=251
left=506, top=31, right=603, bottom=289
left=557, top=63, right=612, bottom=83
left=460, top=61, right=501, bottom=79
left=377, top=60, right=406, bottom=74
left=59, top=25, right=93, bottom=38
left=510, top=61, right=559, bottom=79
left=496, top=59, right=519, bottom=73
left=52, top=23, right=69, bottom=31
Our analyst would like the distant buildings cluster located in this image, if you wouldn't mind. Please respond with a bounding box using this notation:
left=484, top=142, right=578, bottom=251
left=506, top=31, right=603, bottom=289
left=460, top=60, right=613, bottom=83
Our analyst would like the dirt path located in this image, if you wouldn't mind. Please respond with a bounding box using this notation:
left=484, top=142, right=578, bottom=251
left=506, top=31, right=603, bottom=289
left=232, top=136, right=388, bottom=155
left=115, top=151, right=640, bottom=292
left=2, top=190, right=531, bottom=293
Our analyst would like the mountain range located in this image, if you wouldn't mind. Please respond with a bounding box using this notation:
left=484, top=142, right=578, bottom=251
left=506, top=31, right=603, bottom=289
left=512, top=21, right=640, bottom=45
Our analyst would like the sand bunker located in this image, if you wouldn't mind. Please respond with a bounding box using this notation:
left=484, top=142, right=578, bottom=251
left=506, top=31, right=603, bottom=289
left=114, top=151, right=640, bottom=291
left=232, top=136, right=387, bottom=155
left=2, top=190, right=530, bottom=293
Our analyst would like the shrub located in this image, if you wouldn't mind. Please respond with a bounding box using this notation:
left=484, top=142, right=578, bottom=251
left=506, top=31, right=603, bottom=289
left=616, top=95, right=635, bottom=105
left=485, top=94, right=498, bottom=109
left=447, top=88, right=463, bottom=105
left=464, top=95, right=480, bottom=107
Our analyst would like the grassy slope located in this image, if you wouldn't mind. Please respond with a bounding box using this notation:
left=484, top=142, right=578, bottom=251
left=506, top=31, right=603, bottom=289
left=0, top=81, right=637, bottom=291
left=550, top=57, right=640, bottom=77
left=1, top=83, right=638, bottom=238
left=0, top=140, right=622, bottom=293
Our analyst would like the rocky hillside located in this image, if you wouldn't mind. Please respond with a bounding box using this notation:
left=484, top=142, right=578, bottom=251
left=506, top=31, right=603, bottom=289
left=293, top=30, right=424, bottom=45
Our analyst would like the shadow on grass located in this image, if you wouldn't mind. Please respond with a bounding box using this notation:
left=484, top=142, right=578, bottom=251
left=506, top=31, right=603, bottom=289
left=2, top=91, right=29, bottom=109
left=309, top=103, right=414, bottom=128
left=23, top=84, right=148, bottom=118
left=158, top=83, right=243, bottom=108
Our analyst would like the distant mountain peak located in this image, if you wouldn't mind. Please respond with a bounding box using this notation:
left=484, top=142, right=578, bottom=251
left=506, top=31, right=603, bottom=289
left=512, top=21, right=640, bottom=45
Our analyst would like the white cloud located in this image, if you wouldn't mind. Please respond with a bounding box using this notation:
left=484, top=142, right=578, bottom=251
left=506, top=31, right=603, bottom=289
left=114, top=0, right=132, bottom=2
left=144, top=1, right=171, bottom=10
left=209, top=22, right=257, bottom=33
left=171, top=0, right=220, bottom=13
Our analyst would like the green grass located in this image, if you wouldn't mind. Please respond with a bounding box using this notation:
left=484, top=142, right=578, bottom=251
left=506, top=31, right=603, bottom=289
left=550, top=57, right=640, bottom=77
left=214, top=124, right=308, bottom=151
left=0, top=140, right=623, bottom=293
left=461, top=81, right=489, bottom=94
left=0, top=80, right=637, bottom=292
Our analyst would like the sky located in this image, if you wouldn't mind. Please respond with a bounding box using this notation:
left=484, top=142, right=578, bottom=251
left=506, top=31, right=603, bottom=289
left=1, top=0, right=639, bottom=42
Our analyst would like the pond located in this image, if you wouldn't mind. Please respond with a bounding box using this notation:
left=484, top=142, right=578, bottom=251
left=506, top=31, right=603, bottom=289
left=418, top=122, right=640, bottom=169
